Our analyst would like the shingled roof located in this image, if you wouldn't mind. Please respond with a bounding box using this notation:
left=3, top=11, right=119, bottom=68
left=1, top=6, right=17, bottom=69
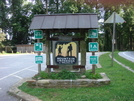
left=29, top=13, right=98, bottom=30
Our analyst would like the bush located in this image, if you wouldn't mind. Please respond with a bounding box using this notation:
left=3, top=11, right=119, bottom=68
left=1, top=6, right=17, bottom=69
left=33, top=69, right=79, bottom=80
left=33, top=70, right=102, bottom=80
left=49, top=72, right=59, bottom=79
left=57, top=69, right=78, bottom=80
left=85, top=72, right=102, bottom=79
left=39, top=71, right=49, bottom=79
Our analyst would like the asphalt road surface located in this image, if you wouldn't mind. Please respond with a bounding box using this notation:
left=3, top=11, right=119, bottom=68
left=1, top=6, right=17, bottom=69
left=118, top=51, right=134, bottom=62
left=0, top=54, right=46, bottom=101
left=0, top=52, right=106, bottom=101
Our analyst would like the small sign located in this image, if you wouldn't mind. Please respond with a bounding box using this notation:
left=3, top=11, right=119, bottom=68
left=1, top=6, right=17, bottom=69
left=90, top=56, right=98, bottom=64
left=34, top=30, right=43, bottom=39
left=88, top=29, right=98, bottom=38
left=34, top=43, right=43, bottom=51
left=35, top=56, right=43, bottom=64
left=89, top=42, right=98, bottom=51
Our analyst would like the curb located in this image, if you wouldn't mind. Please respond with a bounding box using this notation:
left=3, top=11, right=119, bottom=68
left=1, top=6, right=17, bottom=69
left=109, top=54, right=134, bottom=73
left=8, top=78, right=42, bottom=101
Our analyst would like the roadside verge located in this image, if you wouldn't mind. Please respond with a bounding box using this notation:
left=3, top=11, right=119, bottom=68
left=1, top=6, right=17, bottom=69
left=8, top=78, right=41, bottom=101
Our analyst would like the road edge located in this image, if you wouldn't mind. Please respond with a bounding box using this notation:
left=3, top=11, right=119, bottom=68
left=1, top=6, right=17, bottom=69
left=8, top=78, right=42, bottom=101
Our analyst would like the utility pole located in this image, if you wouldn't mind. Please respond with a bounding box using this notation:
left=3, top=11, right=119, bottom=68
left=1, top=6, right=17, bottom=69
left=111, top=12, right=116, bottom=66
left=105, top=12, right=125, bottom=66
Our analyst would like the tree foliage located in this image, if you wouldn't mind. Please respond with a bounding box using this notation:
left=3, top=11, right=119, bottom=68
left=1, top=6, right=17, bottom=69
left=0, top=28, right=6, bottom=48
left=0, top=0, right=134, bottom=51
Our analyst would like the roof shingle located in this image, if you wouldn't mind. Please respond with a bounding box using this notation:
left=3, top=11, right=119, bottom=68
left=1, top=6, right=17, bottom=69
left=29, top=13, right=98, bottom=29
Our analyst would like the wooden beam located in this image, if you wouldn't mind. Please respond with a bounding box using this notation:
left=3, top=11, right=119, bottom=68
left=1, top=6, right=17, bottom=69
left=73, top=65, right=85, bottom=69
left=47, top=37, right=59, bottom=41
left=47, top=65, right=59, bottom=69
left=72, top=38, right=84, bottom=41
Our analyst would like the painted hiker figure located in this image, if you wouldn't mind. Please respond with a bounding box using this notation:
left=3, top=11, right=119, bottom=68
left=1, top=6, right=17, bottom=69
left=58, top=45, right=63, bottom=55
left=67, top=44, right=73, bottom=56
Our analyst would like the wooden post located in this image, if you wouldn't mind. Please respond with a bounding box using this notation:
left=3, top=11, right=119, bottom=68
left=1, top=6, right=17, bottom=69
left=91, top=39, right=96, bottom=74
left=45, top=30, right=51, bottom=73
left=80, top=30, right=86, bottom=73
left=92, top=51, right=96, bottom=74
left=37, top=39, right=41, bottom=74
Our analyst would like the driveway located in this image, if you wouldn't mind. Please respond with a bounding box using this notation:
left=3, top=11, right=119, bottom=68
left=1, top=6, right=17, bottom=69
left=118, top=51, right=134, bottom=62
left=0, top=54, right=46, bottom=101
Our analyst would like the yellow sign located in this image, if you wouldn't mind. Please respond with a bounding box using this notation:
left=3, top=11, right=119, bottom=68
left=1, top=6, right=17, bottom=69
left=54, top=41, right=77, bottom=65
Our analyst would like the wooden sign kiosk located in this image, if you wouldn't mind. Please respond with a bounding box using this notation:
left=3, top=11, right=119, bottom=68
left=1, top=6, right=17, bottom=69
left=29, top=13, right=98, bottom=74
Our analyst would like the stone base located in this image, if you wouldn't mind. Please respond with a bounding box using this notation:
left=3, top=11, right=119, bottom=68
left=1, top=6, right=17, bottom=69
left=28, top=73, right=110, bottom=88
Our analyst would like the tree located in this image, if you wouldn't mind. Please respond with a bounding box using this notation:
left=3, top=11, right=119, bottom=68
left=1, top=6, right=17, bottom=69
left=0, top=28, right=6, bottom=50
left=101, top=0, right=134, bottom=51
left=0, top=28, right=6, bottom=42
left=9, top=0, right=34, bottom=44
left=0, top=0, right=10, bottom=34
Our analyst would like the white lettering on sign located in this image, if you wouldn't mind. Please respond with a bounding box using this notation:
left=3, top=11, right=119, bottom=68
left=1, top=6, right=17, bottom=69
left=56, top=57, right=75, bottom=64
left=92, top=32, right=97, bottom=36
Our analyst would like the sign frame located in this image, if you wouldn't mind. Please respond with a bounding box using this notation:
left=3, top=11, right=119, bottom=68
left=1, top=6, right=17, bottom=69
left=34, top=30, right=43, bottom=39
left=34, top=43, right=43, bottom=51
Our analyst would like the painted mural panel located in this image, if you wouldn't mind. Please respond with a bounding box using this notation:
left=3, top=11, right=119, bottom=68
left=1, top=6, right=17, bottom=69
left=54, top=41, right=77, bottom=65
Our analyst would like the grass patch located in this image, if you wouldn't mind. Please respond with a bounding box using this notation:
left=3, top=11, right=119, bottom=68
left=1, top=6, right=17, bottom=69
left=114, top=51, right=134, bottom=70
left=19, top=52, right=134, bottom=101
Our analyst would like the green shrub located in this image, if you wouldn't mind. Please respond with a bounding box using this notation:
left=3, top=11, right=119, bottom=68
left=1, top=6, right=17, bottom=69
left=39, top=71, right=49, bottom=79
left=49, top=72, right=59, bottom=79
left=85, top=72, right=102, bottom=79
left=33, top=70, right=102, bottom=80
left=33, top=69, right=79, bottom=80
left=57, top=69, right=78, bottom=80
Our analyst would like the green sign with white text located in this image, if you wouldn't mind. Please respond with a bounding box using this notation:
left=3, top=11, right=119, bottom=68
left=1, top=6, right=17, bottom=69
left=88, top=29, right=98, bottom=38
left=34, top=43, right=43, bottom=51
left=90, top=56, right=98, bottom=64
left=89, top=42, right=98, bottom=51
left=35, top=56, right=43, bottom=64
left=34, top=30, right=43, bottom=39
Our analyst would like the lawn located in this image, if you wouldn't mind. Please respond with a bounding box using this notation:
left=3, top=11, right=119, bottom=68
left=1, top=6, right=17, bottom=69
left=19, top=52, right=134, bottom=101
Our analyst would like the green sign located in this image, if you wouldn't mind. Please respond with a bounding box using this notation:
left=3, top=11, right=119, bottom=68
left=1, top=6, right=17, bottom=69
left=88, top=29, right=98, bottom=38
left=34, top=43, right=43, bottom=51
left=34, top=30, right=43, bottom=39
left=90, top=56, right=98, bottom=64
left=89, top=42, right=98, bottom=51
left=35, top=56, right=43, bottom=64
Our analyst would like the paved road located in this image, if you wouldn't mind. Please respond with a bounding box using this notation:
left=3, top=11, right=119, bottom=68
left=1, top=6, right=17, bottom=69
left=0, top=54, right=46, bottom=101
left=0, top=52, right=105, bottom=101
left=118, top=51, right=134, bottom=62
